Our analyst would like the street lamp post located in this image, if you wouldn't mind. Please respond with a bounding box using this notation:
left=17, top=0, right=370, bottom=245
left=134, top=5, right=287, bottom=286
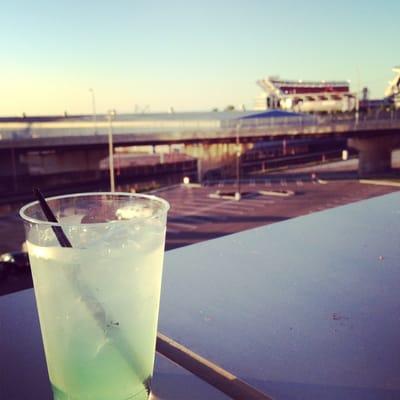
left=107, top=109, right=116, bottom=192
left=89, top=88, right=97, bottom=134
left=235, top=122, right=242, bottom=201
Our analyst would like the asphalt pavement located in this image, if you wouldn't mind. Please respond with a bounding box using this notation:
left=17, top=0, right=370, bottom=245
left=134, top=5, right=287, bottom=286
left=0, top=178, right=398, bottom=295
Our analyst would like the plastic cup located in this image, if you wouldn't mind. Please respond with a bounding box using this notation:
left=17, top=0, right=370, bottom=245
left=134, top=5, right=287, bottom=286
left=20, top=192, right=169, bottom=400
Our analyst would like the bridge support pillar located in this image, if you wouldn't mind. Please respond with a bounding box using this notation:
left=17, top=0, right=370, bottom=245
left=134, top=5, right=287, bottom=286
left=348, top=135, right=400, bottom=178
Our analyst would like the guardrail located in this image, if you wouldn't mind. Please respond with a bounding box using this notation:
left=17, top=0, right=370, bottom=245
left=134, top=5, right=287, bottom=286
left=0, top=111, right=399, bottom=142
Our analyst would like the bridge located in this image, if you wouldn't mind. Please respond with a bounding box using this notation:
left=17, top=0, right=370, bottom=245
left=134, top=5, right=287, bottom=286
left=0, top=112, right=399, bottom=191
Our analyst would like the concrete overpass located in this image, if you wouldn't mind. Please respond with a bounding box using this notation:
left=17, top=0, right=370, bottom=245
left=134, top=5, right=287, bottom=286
left=0, top=112, right=399, bottom=178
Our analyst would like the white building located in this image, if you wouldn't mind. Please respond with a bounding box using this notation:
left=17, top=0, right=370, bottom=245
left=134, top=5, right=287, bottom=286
left=385, top=66, right=400, bottom=109
left=255, top=77, right=356, bottom=113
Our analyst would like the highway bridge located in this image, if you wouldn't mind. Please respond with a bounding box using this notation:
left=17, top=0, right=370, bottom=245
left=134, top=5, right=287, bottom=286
left=1, top=111, right=399, bottom=145
left=0, top=112, right=399, bottom=192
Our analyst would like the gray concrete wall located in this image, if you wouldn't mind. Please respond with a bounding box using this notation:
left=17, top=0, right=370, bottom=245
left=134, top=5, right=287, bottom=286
left=348, top=133, right=400, bottom=177
left=18, top=148, right=107, bottom=175
left=184, top=142, right=253, bottom=178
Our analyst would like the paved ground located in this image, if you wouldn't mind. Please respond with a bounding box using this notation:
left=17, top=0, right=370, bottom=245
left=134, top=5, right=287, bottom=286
left=161, top=179, right=398, bottom=249
left=0, top=178, right=398, bottom=295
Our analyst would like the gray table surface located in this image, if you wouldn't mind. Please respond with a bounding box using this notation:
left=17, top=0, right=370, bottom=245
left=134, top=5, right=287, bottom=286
left=158, top=191, right=400, bottom=400
left=0, top=279, right=229, bottom=400
left=1, top=191, right=399, bottom=400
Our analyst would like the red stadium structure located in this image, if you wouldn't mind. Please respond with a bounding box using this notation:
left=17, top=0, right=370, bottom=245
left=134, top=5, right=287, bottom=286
left=256, top=77, right=356, bottom=113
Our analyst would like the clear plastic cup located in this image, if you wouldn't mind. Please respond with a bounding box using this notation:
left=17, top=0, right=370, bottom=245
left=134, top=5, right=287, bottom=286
left=20, top=192, right=169, bottom=400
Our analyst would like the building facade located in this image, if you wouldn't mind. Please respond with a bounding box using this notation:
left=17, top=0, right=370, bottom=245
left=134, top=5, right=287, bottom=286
left=255, top=77, right=356, bottom=113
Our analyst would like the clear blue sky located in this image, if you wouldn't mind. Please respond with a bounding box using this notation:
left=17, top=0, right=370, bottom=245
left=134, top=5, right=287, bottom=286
left=1, top=0, right=399, bottom=116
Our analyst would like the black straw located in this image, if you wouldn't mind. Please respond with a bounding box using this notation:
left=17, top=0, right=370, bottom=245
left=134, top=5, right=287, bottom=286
left=33, top=188, right=72, bottom=248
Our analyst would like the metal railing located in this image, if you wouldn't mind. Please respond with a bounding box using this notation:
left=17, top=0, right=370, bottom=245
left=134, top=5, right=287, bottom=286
left=0, top=110, right=399, bottom=142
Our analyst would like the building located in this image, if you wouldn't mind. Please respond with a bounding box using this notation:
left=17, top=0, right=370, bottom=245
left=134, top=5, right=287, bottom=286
left=384, top=66, right=400, bottom=109
left=255, top=77, right=356, bottom=113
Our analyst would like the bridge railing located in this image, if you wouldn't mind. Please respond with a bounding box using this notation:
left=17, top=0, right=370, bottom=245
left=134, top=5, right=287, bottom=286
left=224, top=111, right=400, bottom=137
left=0, top=110, right=399, bottom=141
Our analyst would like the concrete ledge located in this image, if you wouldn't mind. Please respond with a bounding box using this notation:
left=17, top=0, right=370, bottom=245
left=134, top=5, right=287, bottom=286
left=359, top=179, right=400, bottom=187
left=209, top=191, right=243, bottom=201
left=258, top=189, right=295, bottom=197
left=209, top=189, right=296, bottom=200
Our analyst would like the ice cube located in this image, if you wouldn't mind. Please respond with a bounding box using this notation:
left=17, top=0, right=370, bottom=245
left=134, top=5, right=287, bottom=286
left=115, top=203, right=153, bottom=220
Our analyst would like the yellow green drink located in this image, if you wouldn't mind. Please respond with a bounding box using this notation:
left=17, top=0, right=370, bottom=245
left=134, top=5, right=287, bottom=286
left=20, top=193, right=169, bottom=400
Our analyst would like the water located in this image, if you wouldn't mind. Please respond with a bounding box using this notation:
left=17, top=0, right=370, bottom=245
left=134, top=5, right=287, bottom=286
left=27, top=218, right=165, bottom=400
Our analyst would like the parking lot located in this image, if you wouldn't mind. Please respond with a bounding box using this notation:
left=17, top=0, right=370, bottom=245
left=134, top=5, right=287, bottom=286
left=0, top=178, right=397, bottom=295
left=157, top=179, right=398, bottom=249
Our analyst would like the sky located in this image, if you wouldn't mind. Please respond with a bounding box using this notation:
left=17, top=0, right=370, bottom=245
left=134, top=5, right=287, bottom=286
left=1, top=0, right=399, bottom=116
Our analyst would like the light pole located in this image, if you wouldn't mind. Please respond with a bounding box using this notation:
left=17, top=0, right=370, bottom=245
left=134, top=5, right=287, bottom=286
left=107, top=109, right=116, bottom=192
left=89, top=88, right=97, bottom=134
left=235, top=121, right=242, bottom=201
